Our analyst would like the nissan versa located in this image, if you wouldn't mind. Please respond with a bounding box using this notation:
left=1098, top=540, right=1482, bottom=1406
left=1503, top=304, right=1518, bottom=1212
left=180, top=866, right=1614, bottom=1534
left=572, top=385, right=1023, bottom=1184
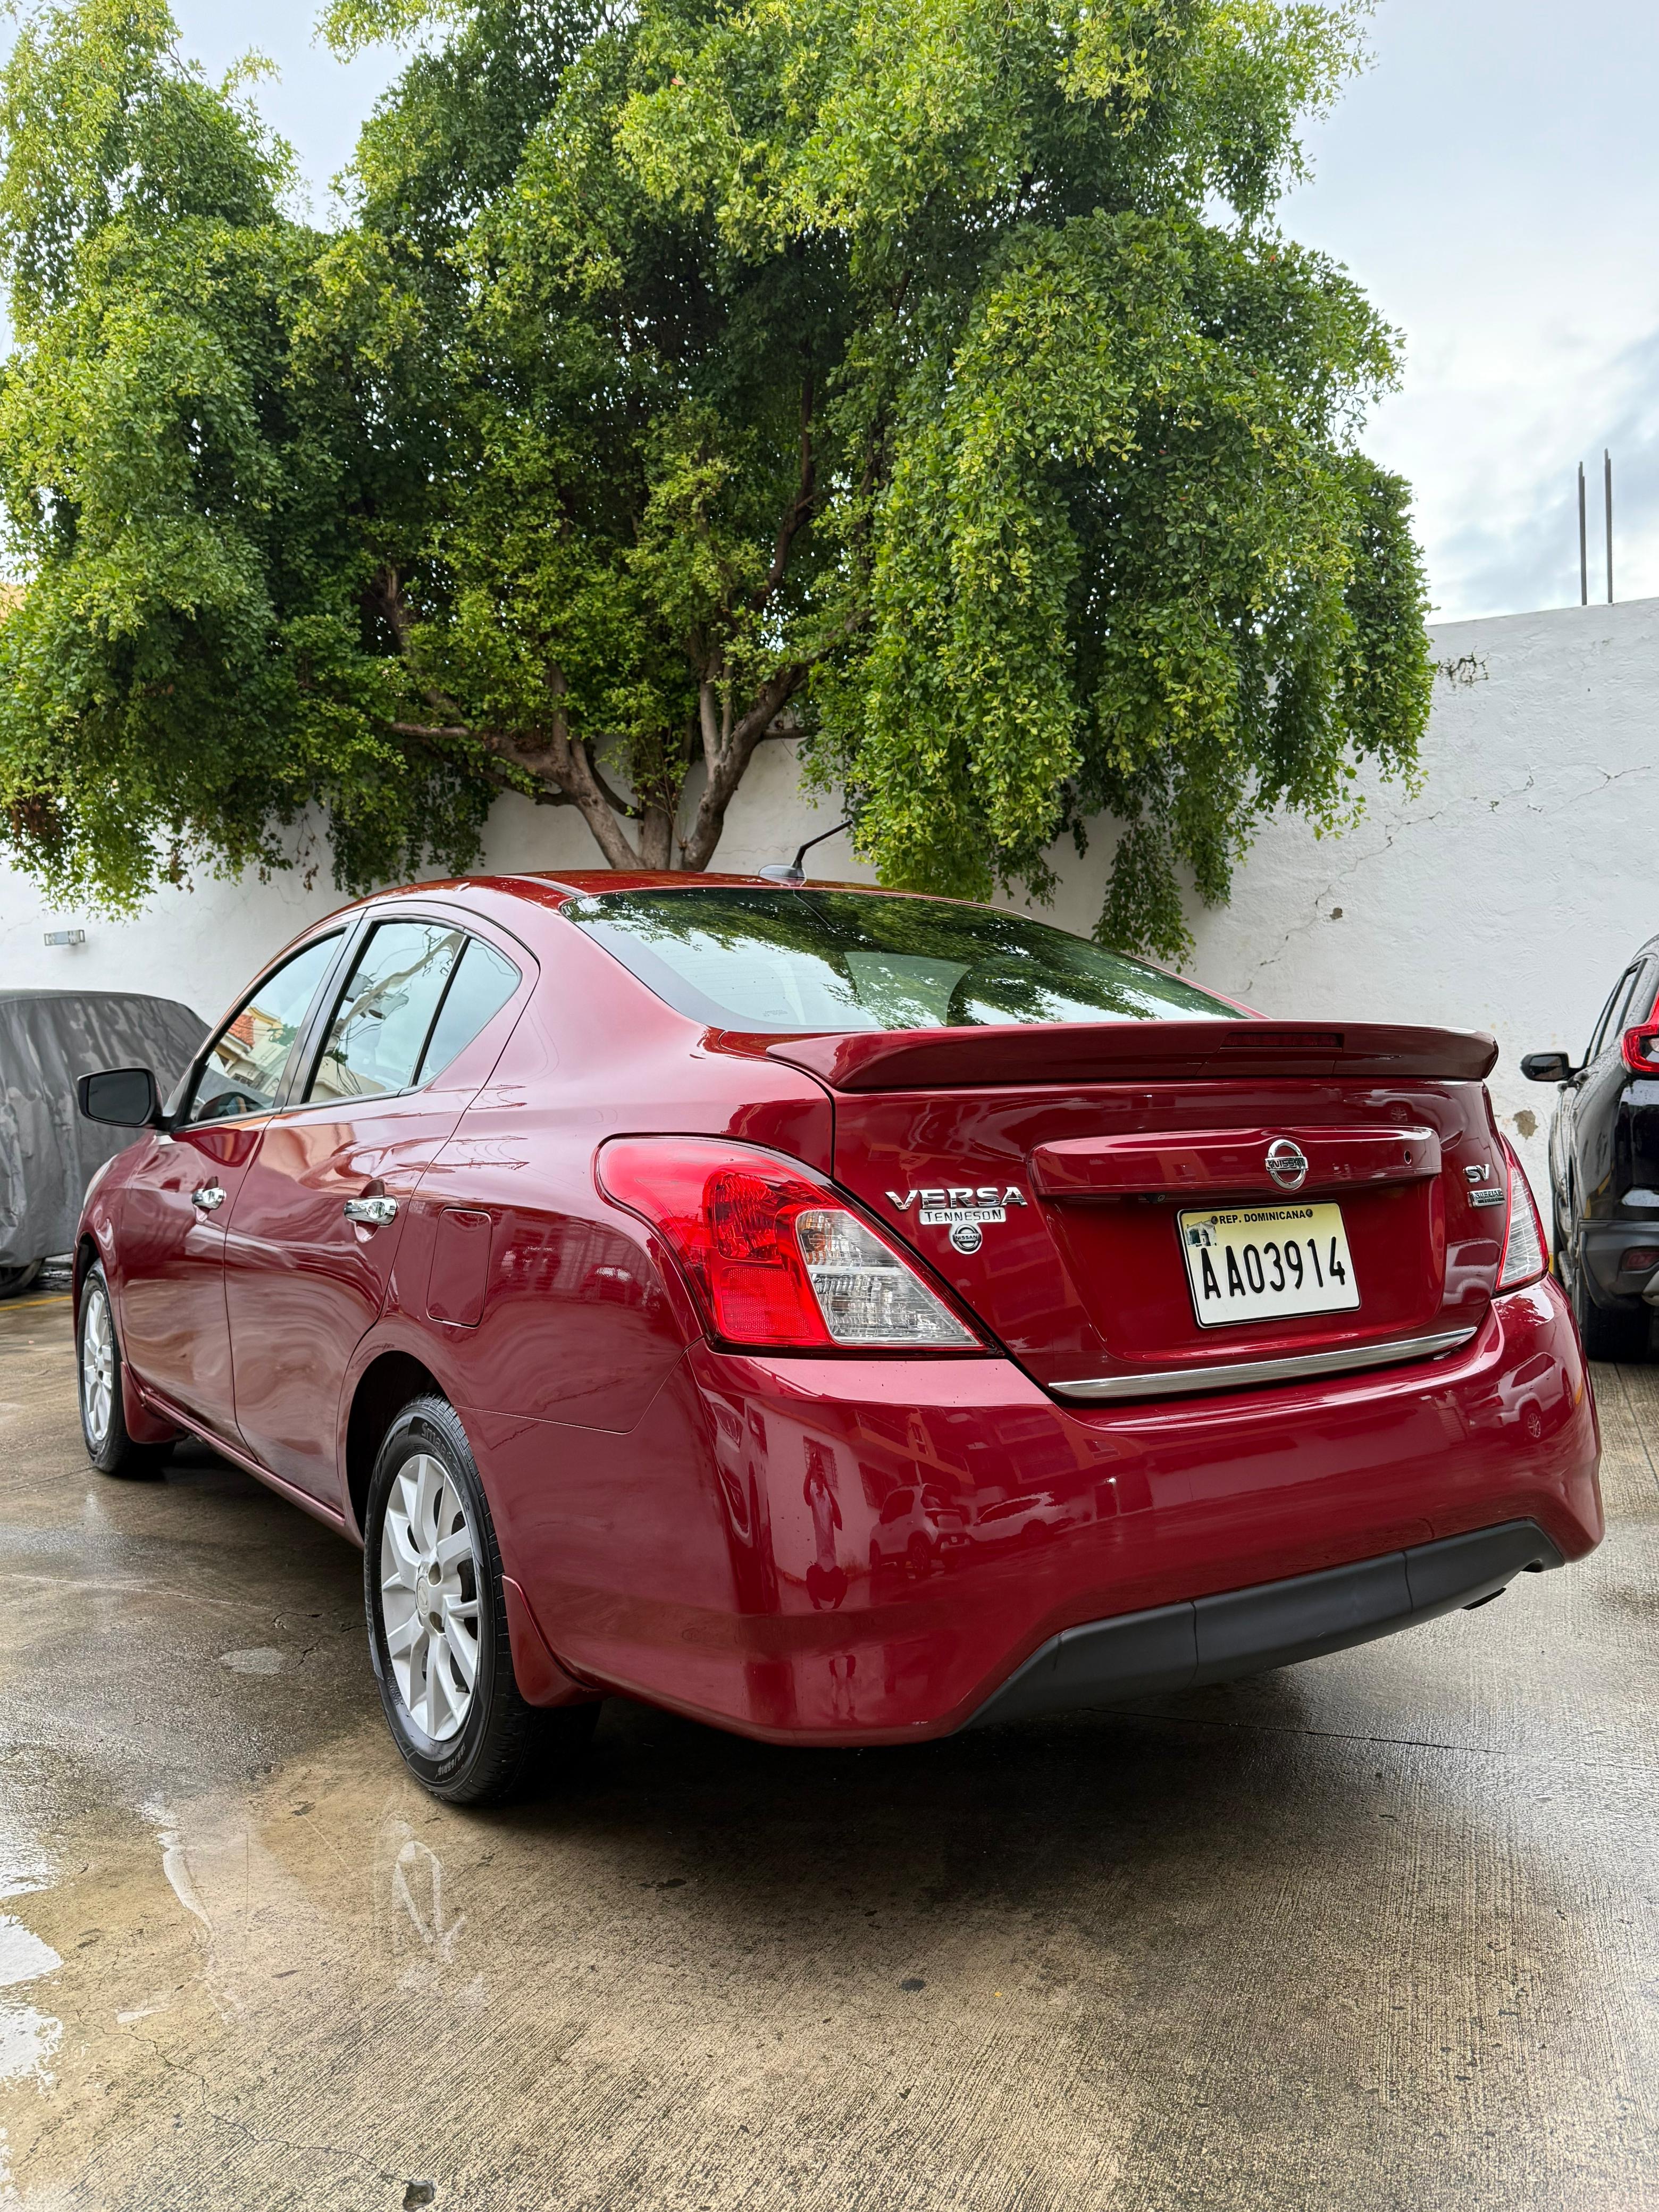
left=72, top=875, right=1603, bottom=1803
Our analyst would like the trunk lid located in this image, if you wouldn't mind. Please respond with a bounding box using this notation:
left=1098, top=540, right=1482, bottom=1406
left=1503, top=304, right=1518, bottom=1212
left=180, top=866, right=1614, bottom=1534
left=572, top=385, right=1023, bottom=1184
left=767, top=1021, right=1507, bottom=1398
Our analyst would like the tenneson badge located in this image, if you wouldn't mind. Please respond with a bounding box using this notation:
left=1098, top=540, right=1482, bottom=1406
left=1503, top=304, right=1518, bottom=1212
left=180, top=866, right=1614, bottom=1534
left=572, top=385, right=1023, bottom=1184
left=887, top=1184, right=1030, bottom=1232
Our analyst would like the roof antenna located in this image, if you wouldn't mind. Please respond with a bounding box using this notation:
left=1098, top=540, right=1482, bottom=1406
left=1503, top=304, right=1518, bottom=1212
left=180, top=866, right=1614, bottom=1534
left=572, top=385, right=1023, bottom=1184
left=758, top=818, right=852, bottom=885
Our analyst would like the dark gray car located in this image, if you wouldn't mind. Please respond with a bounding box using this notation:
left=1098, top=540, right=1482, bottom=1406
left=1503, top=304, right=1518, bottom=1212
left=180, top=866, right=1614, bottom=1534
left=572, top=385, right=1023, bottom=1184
left=0, top=990, right=206, bottom=1295
left=1523, top=940, right=1659, bottom=1359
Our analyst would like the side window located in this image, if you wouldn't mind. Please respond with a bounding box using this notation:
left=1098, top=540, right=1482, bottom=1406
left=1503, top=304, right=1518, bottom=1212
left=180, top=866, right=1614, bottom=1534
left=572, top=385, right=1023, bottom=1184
left=1588, top=968, right=1639, bottom=1064
left=187, top=934, right=344, bottom=1125
left=1593, top=973, right=1628, bottom=1066
left=306, top=922, right=470, bottom=1104
left=418, top=938, right=522, bottom=1082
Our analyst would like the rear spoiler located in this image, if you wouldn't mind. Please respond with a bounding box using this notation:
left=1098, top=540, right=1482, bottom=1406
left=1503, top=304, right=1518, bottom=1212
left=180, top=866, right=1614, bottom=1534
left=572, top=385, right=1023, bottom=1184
left=765, top=1021, right=1499, bottom=1091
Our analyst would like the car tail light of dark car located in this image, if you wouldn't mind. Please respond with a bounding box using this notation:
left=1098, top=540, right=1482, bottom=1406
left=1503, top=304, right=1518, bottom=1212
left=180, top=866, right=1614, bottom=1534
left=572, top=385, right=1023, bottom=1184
left=1621, top=1022, right=1659, bottom=1075
left=597, top=1137, right=983, bottom=1352
left=1497, top=1142, right=1549, bottom=1292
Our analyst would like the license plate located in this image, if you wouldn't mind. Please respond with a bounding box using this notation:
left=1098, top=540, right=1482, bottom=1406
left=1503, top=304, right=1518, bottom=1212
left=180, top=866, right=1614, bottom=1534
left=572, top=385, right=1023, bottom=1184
left=1178, top=1203, right=1360, bottom=1327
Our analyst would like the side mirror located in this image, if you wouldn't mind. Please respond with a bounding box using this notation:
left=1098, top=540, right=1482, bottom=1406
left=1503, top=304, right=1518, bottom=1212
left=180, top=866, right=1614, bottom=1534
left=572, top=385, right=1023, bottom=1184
left=1519, top=1051, right=1575, bottom=1085
left=78, top=1067, right=161, bottom=1129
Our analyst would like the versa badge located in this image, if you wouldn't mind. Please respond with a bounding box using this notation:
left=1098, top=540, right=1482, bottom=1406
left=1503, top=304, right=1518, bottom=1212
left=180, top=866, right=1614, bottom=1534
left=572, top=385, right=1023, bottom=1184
left=888, top=1184, right=1029, bottom=1255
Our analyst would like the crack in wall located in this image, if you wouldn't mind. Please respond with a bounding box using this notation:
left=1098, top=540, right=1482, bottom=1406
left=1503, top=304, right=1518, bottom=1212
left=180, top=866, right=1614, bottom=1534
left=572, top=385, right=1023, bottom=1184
left=1239, top=769, right=1560, bottom=994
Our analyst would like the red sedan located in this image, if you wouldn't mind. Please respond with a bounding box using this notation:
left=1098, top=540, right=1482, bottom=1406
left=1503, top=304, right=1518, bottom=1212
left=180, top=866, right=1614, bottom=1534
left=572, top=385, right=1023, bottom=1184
left=73, top=874, right=1602, bottom=1803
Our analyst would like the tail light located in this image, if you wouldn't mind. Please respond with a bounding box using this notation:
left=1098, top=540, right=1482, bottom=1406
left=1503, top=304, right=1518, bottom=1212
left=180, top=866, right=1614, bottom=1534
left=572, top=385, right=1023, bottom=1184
left=596, top=1137, right=982, bottom=1351
left=1497, top=1141, right=1548, bottom=1291
left=1622, top=1023, right=1659, bottom=1075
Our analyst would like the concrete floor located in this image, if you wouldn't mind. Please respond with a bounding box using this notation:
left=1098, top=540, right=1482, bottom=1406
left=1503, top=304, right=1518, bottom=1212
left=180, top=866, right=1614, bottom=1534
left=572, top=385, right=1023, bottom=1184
left=0, top=1298, right=1656, bottom=2212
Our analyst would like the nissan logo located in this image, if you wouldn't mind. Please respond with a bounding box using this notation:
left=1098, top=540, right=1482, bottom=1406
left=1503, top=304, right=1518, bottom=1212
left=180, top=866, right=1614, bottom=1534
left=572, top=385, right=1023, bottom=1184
left=1266, top=1138, right=1310, bottom=1191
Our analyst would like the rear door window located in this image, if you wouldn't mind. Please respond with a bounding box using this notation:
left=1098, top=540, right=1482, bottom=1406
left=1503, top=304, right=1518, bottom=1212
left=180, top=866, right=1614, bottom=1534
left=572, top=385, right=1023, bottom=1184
left=419, top=938, right=522, bottom=1080
left=304, top=921, right=522, bottom=1104
left=306, top=922, right=468, bottom=1103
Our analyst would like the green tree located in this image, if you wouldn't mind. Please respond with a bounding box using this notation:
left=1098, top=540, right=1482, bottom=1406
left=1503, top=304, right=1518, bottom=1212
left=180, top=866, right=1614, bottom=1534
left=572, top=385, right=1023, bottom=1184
left=0, top=0, right=498, bottom=900
left=0, top=0, right=1431, bottom=958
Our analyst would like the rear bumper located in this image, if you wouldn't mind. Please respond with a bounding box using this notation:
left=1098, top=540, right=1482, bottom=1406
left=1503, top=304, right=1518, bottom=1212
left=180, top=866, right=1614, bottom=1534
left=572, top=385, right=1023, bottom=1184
left=1579, top=1220, right=1659, bottom=1305
left=483, top=1275, right=1602, bottom=1746
left=968, top=1519, right=1562, bottom=1729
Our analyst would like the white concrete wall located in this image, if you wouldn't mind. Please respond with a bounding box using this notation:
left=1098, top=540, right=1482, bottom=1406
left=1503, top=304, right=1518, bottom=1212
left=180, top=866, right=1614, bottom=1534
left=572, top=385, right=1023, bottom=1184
left=4, top=595, right=1655, bottom=1202
left=1150, top=597, right=1659, bottom=1205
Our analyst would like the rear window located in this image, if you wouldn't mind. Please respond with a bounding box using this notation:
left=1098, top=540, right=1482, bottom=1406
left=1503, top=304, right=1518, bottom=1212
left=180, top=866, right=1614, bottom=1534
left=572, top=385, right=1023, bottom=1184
left=565, top=887, right=1237, bottom=1032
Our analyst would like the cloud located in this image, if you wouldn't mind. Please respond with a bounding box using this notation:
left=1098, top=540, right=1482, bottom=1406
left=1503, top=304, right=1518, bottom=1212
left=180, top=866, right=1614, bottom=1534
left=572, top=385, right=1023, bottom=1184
left=1431, top=324, right=1659, bottom=621
left=1278, top=0, right=1659, bottom=625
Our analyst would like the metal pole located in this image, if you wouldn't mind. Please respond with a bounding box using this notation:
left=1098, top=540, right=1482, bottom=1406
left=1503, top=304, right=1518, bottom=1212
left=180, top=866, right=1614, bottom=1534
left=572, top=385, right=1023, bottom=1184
left=1605, top=449, right=1614, bottom=604
left=1579, top=463, right=1588, bottom=605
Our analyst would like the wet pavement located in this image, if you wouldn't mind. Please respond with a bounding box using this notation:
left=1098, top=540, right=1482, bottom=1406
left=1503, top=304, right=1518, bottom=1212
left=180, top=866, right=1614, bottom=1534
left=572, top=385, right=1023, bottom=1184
left=0, top=1294, right=1655, bottom=2212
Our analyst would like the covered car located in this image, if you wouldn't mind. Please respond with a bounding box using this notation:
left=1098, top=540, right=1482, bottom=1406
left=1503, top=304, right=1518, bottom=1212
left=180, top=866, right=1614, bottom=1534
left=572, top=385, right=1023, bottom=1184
left=1, top=990, right=206, bottom=1294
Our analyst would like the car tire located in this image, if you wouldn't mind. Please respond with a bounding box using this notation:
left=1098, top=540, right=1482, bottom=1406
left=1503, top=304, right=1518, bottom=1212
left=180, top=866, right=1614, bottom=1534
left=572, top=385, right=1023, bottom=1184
left=364, top=1396, right=598, bottom=1807
left=1551, top=1196, right=1570, bottom=1278
left=0, top=1259, right=43, bottom=1301
left=1568, top=1251, right=1649, bottom=1362
left=77, top=1262, right=169, bottom=1478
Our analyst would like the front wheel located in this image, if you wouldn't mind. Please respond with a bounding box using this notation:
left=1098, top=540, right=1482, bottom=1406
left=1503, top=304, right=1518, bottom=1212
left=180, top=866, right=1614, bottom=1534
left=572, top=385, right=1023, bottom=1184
left=0, top=1259, right=43, bottom=1301
left=78, top=1263, right=169, bottom=1477
left=364, top=1397, right=597, bottom=1806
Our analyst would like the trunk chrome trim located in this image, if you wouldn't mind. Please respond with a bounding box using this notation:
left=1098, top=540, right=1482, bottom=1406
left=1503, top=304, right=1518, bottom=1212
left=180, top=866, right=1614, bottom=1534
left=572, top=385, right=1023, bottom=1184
left=1050, top=1326, right=1480, bottom=1403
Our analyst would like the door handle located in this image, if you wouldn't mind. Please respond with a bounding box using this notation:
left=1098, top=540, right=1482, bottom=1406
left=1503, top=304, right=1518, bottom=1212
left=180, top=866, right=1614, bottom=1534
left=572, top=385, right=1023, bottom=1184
left=344, top=1195, right=399, bottom=1227
left=191, top=1184, right=227, bottom=1213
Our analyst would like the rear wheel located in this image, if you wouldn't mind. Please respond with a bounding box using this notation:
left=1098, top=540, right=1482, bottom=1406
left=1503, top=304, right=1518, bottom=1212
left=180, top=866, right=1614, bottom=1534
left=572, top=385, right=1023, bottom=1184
left=0, top=1260, right=43, bottom=1301
left=78, top=1263, right=169, bottom=1477
left=364, top=1396, right=597, bottom=1806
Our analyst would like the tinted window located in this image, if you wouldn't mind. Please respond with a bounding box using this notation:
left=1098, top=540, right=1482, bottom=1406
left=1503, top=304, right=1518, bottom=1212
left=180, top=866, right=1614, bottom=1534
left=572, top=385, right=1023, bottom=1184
left=307, top=922, right=468, bottom=1103
left=1590, top=966, right=1644, bottom=1062
left=1587, top=982, right=1622, bottom=1063
left=566, top=887, right=1236, bottom=1032
left=188, top=934, right=343, bottom=1124
left=1614, top=966, right=1652, bottom=1041
left=417, top=938, right=521, bottom=1082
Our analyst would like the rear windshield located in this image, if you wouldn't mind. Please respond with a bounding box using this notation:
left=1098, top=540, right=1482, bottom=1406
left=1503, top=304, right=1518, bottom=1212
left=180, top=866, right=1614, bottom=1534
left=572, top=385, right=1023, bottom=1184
left=565, top=886, right=1238, bottom=1032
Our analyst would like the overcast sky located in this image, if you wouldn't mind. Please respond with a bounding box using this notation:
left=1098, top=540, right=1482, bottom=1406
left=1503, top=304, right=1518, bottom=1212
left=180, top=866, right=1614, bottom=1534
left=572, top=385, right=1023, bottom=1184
left=32, top=2, right=1659, bottom=625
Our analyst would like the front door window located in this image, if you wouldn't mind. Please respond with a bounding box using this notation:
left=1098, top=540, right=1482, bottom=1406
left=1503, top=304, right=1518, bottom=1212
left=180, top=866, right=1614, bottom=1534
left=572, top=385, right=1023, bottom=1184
left=189, top=935, right=345, bottom=1123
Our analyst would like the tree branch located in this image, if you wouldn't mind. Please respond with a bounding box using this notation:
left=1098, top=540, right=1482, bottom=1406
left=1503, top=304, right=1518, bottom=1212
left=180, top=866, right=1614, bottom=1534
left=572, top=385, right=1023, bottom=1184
left=680, top=663, right=810, bottom=870
left=389, top=694, right=640, bottom=860
left=752, top=363, right=817, bottom=614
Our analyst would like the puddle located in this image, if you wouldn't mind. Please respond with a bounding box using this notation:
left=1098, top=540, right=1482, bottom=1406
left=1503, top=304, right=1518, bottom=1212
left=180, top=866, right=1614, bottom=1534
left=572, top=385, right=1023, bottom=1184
left=0, top=1997, right=60, bottom=2088
left=0, top=1832, right=61, bottom=2089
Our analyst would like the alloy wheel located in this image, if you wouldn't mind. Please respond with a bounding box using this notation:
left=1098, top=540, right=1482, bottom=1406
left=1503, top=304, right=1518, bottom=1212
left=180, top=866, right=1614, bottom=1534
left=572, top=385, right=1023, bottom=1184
left=380, top=1452, right=483, bottom=1742
left=81, top=1283, right=115, bottom=1449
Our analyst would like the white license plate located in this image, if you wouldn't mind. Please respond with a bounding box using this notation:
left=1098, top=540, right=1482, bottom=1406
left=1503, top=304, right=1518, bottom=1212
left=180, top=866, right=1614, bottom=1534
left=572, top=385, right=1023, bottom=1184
left=1178, top=1203, right=1361, bottom=1327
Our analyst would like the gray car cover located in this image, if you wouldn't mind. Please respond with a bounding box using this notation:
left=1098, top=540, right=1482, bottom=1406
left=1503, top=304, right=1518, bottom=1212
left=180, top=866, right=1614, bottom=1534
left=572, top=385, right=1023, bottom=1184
left=0, top=991, right=208, bottom=1266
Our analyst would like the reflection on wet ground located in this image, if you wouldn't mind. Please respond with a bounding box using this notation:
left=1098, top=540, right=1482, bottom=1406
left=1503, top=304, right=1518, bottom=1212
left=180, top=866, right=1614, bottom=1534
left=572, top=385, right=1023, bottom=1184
left=1, top=1293, right=1656, bottom=2209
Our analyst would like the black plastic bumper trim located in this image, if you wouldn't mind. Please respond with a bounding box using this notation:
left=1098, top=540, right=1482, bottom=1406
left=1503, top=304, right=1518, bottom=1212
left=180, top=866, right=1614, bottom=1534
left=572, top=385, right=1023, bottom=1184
left=965, top=1519, right=1564, bottom=1730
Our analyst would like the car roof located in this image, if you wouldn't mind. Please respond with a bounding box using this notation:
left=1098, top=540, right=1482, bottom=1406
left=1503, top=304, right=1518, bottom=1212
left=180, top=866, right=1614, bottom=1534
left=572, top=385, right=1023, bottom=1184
left=307, top=869, right=886, bottom=912
left=501, top=871, right=882, bottom=898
